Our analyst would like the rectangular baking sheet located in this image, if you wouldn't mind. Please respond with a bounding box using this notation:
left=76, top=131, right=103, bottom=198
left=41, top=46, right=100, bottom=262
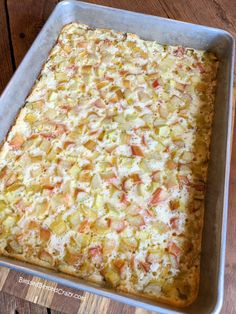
left=0, top=1, right=234, bottom=313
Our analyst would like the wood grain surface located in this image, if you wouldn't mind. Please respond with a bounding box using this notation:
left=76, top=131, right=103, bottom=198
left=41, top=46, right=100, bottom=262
left=0, top=0, right=14, bottom=92
left=0, top=0, right=235, bottom=313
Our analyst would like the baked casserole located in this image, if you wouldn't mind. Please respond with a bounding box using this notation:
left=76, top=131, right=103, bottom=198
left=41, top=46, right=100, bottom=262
left=0, top=23, right=218, bottom=307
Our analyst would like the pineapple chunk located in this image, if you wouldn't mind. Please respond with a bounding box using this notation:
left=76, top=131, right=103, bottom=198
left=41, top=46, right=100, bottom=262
left=7, top=240, right=23, bottom=254
left=126, top=214, right=144, bottom=227
left=30, top=155, right=42, bottom=163
left=159, top=107, right=169, bottom=119
left=155, top=141, right=165, bottom=153
left=27, top=100, right=44, bottom=110
left=3, top=216, right=16, bottom=229
left=55, top=72, right=68, bottom=82
left=171, top=124, right=184, bottom=138
left=123, top=79, right=131, bottom=88
left=80, top=260, right=94, bottom=274
left=157, top=126, right=170, bottom=137
left=104, top=269, right=120, bottom=287
left=120, top=237, right=138, bottom=252
left=82, top=65, right=93, bottom=73
left=50, top=194, right=65, bottom=208
left=144, top=280, right=162, bottom=295
left=91, top=174, right=102, bottom=189
left=0, top=200, right=7, bottom=211
left=97, top=81, right=109, bottom=89
left=137, top=183, right=146, bottom=196
left=175, top=82, right=186, bottom=92
left=6, top=181, right=23, bottom=192
left=26, top=184, right=41, bottom=193
left=64, top=251, right=81, bottom=265
left=47, top=149, right=58, bottom=161
left=67, top=212, right=81, bottom=227
left=24, top=113, right=37, bottom=124
left=121, top=157, right=133, bottom=169
left=62, top=44, right=72, bottom=53
left=92, top=216, right=109, bottom=233
left=48, top=91, right=58, bottom=102
left=102, top=239, right=116, bottom=255
left=39, top=139, right=51, bottom=153
left=50, top=219, right=67, bottom=235
left=105, top=202, right=117, bottom=213
left=136, top=230, right=149, bottom=240
left=36, top=200, right=49, bottom=220
left=159, top=56, right=175, bottom=71
left=94, top=194, right=103, bottom=208
left=68, top=164, right=80, bottom=177
left=181, top=151, right=194, bottom=162
left=5, top=192, right=20, bottom=204
left=44, top=108, right=57, bottom=119
left=169, top=95, right=181, bottom=111
left=153, top=220, right=169, bottom=234
left=127, top=98, right=134, bottom=105
left=77, top=234, right=91, bottom=248
left=148, top=182, right=159, bottom=193
left=78, top=171, right=91, bottom=182
left=165, top=174, right=178, bottom=189
left=83, top=140, right=96, bottom=151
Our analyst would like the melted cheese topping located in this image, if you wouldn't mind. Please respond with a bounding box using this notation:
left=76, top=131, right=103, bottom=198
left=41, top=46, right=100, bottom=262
left=0, top=23, right=218, bottom=307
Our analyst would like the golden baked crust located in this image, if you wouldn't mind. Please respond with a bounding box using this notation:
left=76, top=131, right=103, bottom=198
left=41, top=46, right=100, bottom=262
left=0, top=23, right=218, bottom=307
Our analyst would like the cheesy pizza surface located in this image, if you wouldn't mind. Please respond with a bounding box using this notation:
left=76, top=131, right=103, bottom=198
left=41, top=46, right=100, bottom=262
left=0, top=23, right=218, bottom=306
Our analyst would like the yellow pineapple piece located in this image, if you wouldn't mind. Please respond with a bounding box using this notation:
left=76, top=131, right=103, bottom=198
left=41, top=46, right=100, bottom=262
left=0, top=200, right=7, bottom=211
left=157, top=126, right=170, bottom=137
left=119, top=237, right=138, bottom=252
left=24, top=113, right=37, bottom=124
left=50, top=217, right=67, bottom=235
left=67, top=212, right=81, bottom=227
left=8, top=240, right=23, bottom=254
left=35, top=200, right=49, bottom=220
left=104, top=269, right=120, bottom=287
left=68, top=164, right=81, bottom=177
left=48, top=91, right=57, bottom=102
left=83, top=140, right=96, bottom=151
left=55, top=72, right=68, bottom=82
left=6, top=181, right=23, bottom=192
left=3, top=216, right=16, bottom=229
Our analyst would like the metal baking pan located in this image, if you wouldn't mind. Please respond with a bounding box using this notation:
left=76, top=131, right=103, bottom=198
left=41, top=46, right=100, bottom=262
left=0, top=1, right=234, bottom=313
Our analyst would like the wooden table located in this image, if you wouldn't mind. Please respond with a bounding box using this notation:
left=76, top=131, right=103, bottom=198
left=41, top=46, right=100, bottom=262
left=0, top=1, right=235, bottom=313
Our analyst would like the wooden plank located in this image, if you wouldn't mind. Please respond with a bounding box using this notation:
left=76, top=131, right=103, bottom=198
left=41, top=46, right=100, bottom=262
left=0, top=268, right=10, bottom=290
left=2, top=271, right=31, bottom=300
left=0, top=291, right=48, bottom=314
left=77, top=292, right=110, bottom=314
left=107, top=300, right=136, bottom=314
left=135, top=309, right=156, bottom=314
left=7, top=0, right=59, bottom=67
left=24, top=276, right=57, bottom=308
left=49, top=283, right=84, bottom=313
left=0, top=0, right=14, bottom=93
